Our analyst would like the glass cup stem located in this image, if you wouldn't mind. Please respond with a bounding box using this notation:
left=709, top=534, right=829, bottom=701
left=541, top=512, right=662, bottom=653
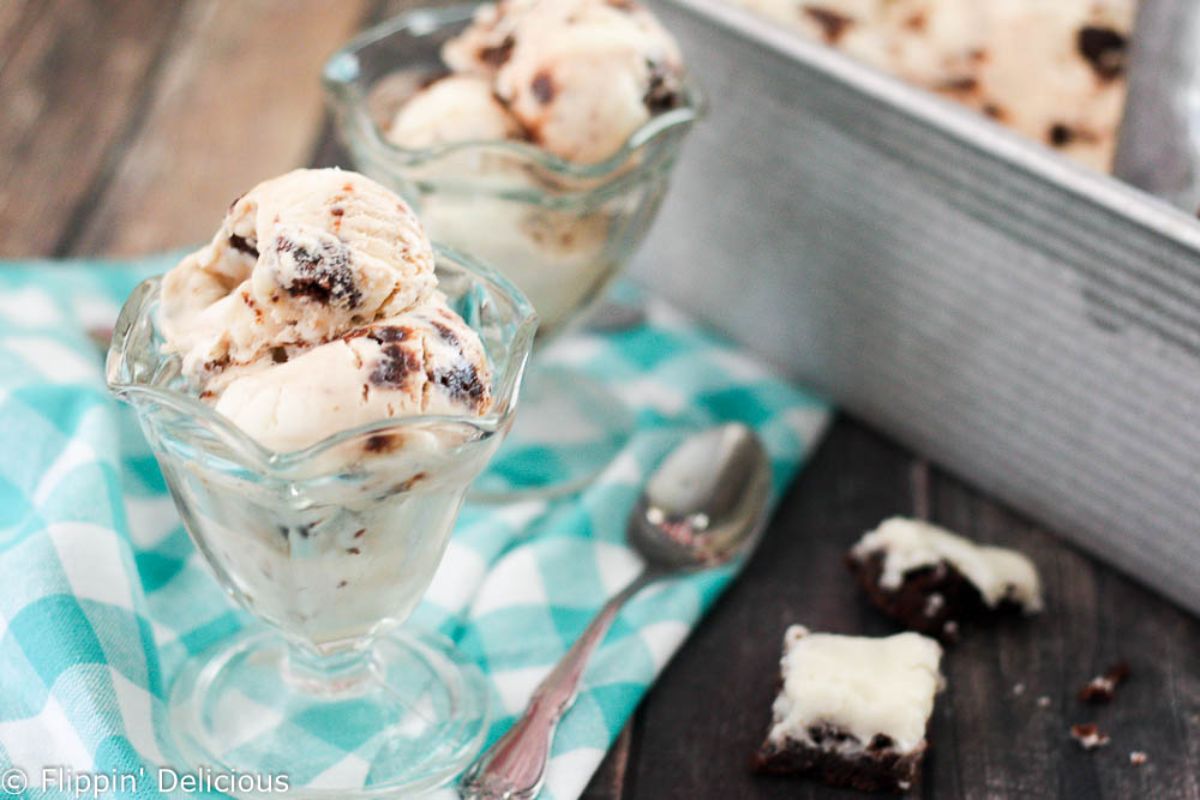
left=283, top=637, right=375, bottom=698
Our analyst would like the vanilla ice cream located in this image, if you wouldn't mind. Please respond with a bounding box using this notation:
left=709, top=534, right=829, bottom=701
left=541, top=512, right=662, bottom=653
left=969, top=0, right=1134, bottom=172
left=435, top=0, right=684, bottom=164
left=137, top=169, right=514, bottom=648
left=389, top=74, right=523, bottom=149
left=159, top=168, right=492, bottom=453
left=733, top=0, right=1136, bottom=171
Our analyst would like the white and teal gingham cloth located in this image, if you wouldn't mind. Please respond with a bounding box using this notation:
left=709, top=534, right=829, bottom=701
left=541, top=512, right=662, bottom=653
left=0, top=256, right=830, bottom=800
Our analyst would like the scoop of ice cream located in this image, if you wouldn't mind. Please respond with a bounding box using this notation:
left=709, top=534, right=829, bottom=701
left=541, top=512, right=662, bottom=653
left=388, top=75, right=524, bottom=149
left=160, top=168, right=437, bottom=382
left=212, top=294, right=491, bottom=453
left=158, top=168, right=494, bottom=453
left=442, top=0, right=545, bottom=76
left=441, top=0, right=684, bottom=164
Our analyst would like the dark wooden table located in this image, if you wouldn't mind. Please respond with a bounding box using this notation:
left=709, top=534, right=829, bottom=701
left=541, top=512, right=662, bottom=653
left=4, top=2, right=1198, bottom=798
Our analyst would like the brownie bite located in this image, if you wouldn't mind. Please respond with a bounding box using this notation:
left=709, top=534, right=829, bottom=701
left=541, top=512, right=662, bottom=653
left=847, top=517, right=1043, bottom=640
left=756, top=626, right=944, bottom=793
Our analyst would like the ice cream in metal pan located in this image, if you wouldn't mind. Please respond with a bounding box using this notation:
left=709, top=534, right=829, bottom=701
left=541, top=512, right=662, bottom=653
left=731, top=0, right=1137, bottom=172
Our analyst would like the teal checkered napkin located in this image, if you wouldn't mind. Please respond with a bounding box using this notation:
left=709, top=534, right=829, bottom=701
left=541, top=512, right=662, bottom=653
left=0, top=257, right=830, bottom=800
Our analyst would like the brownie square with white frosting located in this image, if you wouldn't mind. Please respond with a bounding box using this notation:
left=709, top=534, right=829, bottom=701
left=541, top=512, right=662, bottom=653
left=755, top=625, right=944, bottom=793
left=847, top=517, right=1043, bottom=640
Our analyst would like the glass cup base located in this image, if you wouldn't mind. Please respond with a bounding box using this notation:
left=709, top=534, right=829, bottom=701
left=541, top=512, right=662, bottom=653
left=167, top=627, right=489, bottom=799
left=469, top=364, right=635, bottom=502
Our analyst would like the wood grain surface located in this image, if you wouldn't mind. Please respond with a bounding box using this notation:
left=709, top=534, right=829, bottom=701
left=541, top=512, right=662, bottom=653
left=2, top=2, right=1198, bottom=798
left=586, top=420, right=1200, bottom=800
left=71, top=0, right=371, bottom=256
left=0, top=0, right=183, bottom=255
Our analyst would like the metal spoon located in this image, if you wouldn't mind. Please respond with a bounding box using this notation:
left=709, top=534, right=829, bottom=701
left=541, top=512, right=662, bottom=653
left=459, top=423, right=772, bottom=800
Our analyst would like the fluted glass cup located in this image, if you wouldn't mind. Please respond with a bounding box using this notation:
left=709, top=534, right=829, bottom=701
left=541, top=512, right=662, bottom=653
left=323, top=4, right=704, bottom=500
left=107, top=247, right=536, bottom=799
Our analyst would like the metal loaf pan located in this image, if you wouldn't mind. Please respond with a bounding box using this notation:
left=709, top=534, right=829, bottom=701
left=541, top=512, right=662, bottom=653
left=634, top=0, right=1200, bottom=614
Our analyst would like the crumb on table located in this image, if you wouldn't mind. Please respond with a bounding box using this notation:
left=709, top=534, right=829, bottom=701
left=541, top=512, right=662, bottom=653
left=1070, top=723, right=1111, bottom=751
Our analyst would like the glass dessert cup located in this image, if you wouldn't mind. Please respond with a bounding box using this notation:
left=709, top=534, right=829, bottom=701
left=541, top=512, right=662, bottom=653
left=106, top=247, right=536, bottom=798
left=323, top=4, right=704, bottom=500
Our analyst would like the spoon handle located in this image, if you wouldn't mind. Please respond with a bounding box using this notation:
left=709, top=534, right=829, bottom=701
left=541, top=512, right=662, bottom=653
left=460, top=569, right=658, bottom=800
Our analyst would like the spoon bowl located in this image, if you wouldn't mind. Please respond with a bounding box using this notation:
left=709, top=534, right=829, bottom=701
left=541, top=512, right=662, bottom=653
left=631, top=423, right=772, bottom=571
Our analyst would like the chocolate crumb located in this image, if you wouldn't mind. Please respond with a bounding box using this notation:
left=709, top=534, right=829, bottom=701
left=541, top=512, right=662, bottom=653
left=1077, top=26, right=1128, bottom=81
left=479, top=35, right=515, bottom=67
left=803, top=6, right=854, bottom=44
left=364, top=433, right=400, bottom=453
left=643, top=61, right=680, bottom=113
left=904, top=11, right=926, bottom=32
left=278, top=523, right=314, bottom=541
left=1079, top=661, right=1131, bottom=703
left=867, top=734, right=894, bottom=751
left=346, top=547, right=361, bottom=555
left=270, top=346, right=289, bottom=364
left=531, top=71, right=556, bottom=104
left=939, top=76, right=979, bottom=94
left=1071, top=723, right=1111, bottom=750
left=202, top=353, right=231, bottom=375
left=353, top=528, right=366, bottom=539
left=337, top=580, right=348, bottom=589
left=983, top=103, right=1007, bottom=121
left=229, top=233, right=259, bottom=258
left=1048, top=124, right=1075, bottom=147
